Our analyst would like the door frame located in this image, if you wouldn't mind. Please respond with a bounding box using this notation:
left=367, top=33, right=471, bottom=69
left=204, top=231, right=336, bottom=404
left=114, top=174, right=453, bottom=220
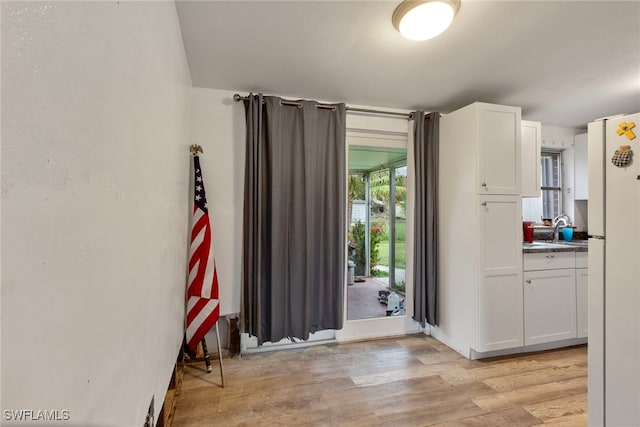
left=336, top=116, right=420, bottom=342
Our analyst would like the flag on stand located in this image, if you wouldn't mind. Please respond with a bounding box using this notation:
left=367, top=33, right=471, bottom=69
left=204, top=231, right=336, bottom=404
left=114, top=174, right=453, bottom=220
left=185, top=155, right=220, bottom=353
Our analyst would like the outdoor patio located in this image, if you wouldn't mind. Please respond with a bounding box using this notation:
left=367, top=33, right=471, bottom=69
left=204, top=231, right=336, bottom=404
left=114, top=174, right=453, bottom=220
left=347, top=276, right=405, bottom=320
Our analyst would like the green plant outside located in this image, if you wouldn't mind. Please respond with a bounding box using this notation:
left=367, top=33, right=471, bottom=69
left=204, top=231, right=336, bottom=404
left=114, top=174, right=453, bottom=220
left=348, top=221, right=385, bottom=276
left=369, top=226, right=384, bottom=275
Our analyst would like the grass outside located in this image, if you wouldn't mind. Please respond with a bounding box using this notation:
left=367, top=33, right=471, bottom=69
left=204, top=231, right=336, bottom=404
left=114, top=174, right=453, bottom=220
left=376, top=220, right=406, bottom=269
left=377, top=241, right=406, bottom=269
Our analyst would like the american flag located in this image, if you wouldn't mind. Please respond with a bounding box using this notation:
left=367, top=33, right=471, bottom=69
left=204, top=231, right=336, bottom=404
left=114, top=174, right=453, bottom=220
left=185, top=155, right=220, bottom=352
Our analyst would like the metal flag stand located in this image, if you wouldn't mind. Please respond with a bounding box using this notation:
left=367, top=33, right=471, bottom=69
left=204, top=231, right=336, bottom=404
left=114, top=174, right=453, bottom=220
left=188, top=144, right=225, bottom=388
left=214, top=322, right=225, bottom=387
left=200, top=325, right=224, bottom=387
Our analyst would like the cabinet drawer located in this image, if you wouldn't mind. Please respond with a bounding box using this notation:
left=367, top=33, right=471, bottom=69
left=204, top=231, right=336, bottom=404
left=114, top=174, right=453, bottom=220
left=524, top=252, right=575, bottom=271
left=575, top=252, right=588, bottom=269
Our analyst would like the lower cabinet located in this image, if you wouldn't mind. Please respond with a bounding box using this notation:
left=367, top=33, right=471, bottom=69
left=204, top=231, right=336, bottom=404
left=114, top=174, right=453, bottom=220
left=478, top=273, right=524, bottom=352
left=524, top=268, right=577, bottom=345
left=523, top=252, right=588, bottom=347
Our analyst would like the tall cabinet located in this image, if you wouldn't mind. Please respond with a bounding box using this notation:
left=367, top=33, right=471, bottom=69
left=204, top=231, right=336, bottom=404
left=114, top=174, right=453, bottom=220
left=433, top=102, right=523, bottom=358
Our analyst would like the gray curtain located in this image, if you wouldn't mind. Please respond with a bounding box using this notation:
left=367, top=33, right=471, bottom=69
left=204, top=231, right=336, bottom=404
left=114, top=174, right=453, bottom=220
left=413, top=111, right=440, bottom=327
left=242, top=93, right=346, bottom=345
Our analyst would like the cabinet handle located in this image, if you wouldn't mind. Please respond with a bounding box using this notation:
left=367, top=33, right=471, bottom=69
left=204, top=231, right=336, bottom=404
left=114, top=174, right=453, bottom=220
left=481, top=182, right=487, bottom=187
left=545, top=255, right=555, bottom=259
left=525, top=279, right=532, bottom=284
left=481, top=202, right=487, bottom=206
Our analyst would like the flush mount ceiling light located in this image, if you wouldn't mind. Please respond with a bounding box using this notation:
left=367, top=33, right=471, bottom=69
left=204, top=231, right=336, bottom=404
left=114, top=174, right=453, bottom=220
left=392, top=0, right=461, bottom=41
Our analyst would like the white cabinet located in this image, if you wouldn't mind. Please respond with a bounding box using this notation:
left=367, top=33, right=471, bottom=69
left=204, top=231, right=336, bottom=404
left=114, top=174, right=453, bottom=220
left=478, top=105, right=522, bottom=195
left=523, top=251, right=589, bottom=346
left=521, top=120, right=541, bottom=198
left=437, top=102, right=521, bottom=196
left=433, top=102, right=523, bottom=359
left=574, top=133, right=588, bottom=200
left=478, top=196, right=524, bottom=351
left=524, top=268, right=577, bottom=345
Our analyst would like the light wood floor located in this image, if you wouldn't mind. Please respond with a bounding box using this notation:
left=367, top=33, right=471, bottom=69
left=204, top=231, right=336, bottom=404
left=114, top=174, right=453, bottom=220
left=171, top=335, right=587, bottom=426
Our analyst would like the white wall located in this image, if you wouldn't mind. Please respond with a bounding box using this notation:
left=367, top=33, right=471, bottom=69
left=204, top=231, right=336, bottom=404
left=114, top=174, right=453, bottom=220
left=1, top=2, right=192, bottom=425
left=190, top=88, right=246, bottom=318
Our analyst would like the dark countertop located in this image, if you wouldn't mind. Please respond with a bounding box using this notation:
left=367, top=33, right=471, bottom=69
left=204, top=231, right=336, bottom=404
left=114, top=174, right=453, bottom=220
left=523, top=240, right=589, bottom=253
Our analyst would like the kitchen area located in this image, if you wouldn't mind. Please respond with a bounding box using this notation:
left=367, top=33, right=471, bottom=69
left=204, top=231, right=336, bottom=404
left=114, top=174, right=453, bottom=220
left=433, top=102, right=591, bottom=360
left=433, top=104, right=640, bottom=426
left=520, top=121, right=590, bottom=353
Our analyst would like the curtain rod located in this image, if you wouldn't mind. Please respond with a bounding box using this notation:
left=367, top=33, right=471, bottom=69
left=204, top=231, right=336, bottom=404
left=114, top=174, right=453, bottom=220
left=232, top=94, right=412, bottom=119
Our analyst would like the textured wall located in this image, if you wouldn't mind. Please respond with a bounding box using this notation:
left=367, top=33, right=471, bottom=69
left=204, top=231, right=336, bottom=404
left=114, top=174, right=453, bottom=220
left=1, top=2, right=192, bottom=425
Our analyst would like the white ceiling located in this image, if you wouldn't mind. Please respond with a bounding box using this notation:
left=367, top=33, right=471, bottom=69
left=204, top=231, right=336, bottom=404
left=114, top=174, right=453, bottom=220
left=176, top=0, right=640, bottom=128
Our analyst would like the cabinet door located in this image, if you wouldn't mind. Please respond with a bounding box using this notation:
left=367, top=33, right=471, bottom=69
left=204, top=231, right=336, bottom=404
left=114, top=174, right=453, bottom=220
left=524, top=268, right=577, bottom=345
left=479, top=196, right=523, bottom=275
left=477, top=196, right=523, bottom=351
left=574, top=133, right=588, bottom=200
left=576, top=268, right=588, bottom=338
left=478, top=105, right=521, bottom=195
left=521, top=121, right=541, bottom=197
left=478, top=273, right=524, bottom=352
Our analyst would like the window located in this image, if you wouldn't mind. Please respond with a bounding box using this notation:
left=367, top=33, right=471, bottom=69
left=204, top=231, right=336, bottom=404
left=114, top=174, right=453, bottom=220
left=541, top=151, right=562, bottom=219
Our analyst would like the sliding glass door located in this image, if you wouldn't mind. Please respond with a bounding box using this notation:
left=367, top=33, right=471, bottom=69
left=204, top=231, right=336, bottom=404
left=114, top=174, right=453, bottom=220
left=346, top=153, right=408, bottom=321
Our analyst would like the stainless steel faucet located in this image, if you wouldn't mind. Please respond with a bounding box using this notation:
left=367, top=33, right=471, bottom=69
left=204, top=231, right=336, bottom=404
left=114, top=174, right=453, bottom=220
left=552, top=214, right=570, bottom=241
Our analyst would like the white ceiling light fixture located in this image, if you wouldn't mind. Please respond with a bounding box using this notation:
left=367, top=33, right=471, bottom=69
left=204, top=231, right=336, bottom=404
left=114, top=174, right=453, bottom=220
left=392, top=0, right=461, bottom=41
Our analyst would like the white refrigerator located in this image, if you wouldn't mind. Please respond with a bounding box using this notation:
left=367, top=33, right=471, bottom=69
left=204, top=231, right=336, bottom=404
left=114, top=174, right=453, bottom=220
left=588, top=113, right=640, bottom=426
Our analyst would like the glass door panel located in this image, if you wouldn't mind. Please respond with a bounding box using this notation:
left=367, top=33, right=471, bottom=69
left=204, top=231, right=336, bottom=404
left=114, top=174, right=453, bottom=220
left=347, top=145, right=407, bottom=320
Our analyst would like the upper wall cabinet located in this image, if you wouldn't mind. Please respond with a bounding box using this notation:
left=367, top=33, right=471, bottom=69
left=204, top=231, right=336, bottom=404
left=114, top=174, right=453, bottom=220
left=574, top=133, right=588, bottom=200
left=477, top=104, right=522, bottom=194
left=521, top=121, right=542, bottom=198
left=440, top=102, right=521, bottom=195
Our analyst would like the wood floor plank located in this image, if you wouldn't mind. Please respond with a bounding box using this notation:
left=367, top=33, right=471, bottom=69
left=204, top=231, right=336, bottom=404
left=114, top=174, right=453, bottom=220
left=375, top=399, right=488, bottom=427
left=534, top=413, right=588, bottom=426
left=524, top=392, right=588, bottom=422
left=429, top=407, right=543, bottom=427
left=472, top=377, right=587, bottom=412
left=416, top=350, right=469, bottom=366
left=395, top=335, right=452, bottom=351
left=351, top=361, right=459, bottom=387
left=483, top=365, right=586, bottom=392
left=363, top=377, right=493, bottom=413
left=440, top=360, right=548, bottom=386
